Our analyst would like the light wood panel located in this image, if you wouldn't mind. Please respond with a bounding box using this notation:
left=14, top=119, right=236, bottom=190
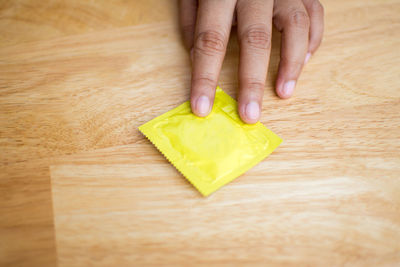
left=0, top=0, right=177, bottom=48
left=1, top=1, right=179, bottom=266
left=1, top=0, right=400, bottom=266
left=1, top=160, right=60, bottom=265
left=50, top=143, right=400, bottom=266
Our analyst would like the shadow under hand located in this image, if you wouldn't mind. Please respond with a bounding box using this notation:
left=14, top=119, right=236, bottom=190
left=268, top=27, right=282, bottom=96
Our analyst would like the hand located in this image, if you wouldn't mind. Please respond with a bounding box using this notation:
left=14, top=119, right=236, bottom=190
left=179, top=0, right=324, bottom=123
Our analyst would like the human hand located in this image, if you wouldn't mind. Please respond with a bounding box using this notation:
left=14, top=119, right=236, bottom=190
left=179, top=0, right=324, bottom=123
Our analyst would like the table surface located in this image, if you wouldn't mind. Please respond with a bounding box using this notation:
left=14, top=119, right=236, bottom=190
left=1, top=0, right=400, bottom=266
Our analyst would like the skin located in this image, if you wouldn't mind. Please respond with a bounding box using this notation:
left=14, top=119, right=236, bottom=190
left=179, top=0, right=324, bottom=123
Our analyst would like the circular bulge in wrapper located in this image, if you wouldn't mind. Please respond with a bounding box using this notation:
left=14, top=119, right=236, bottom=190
left=139, top=86, right=282, bottom=196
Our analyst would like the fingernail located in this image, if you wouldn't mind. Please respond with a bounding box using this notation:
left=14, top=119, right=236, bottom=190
left=304, top=52, right=311, bottom=64
left=282, top=80, right=296, bottom=97
left=196, top=95, right=210, bottom=116
left=245, top=101, right=260, bottom=121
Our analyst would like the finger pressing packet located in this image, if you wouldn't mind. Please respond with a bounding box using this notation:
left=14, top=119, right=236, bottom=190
left=139, top=87, right=282, bottom=197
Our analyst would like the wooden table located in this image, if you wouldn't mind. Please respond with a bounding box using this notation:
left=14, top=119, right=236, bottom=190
left=1, top=0, right=399, bottom=266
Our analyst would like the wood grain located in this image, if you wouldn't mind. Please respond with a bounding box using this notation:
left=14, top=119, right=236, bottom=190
left=0, top=0, right=177, bottom=48
left=50, top=143, right=400, bottom=266
left=1, top=0, right=400, bottom=266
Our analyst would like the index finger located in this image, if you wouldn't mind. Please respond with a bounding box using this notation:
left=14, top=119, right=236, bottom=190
left=236, top=0, right=274, bottom=123
left=190, top=0, right=236, bottom=117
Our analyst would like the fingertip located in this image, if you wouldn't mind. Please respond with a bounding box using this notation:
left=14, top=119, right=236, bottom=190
left=304, top=52, right=312, bottom=64
left=191, top=95, right=211, bottom=117
left=276, top=80, right=296, bottom=99
left=239, top=101, right=260, bottom=124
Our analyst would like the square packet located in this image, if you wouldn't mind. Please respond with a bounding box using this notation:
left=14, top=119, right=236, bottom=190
left=139, top=87, right=282, bottom=196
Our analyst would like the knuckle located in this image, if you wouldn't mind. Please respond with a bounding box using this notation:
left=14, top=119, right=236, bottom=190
left=194, top=30, right=226, bottom=56
left=242, top=25, right=271, bottom=50
left=193, top=74, right=216, bottom=87
left=287, top=10, right=310, bottom=29
left=243, top=79, right=265, bottom=94
left=281, top=56, right=304, bottom=69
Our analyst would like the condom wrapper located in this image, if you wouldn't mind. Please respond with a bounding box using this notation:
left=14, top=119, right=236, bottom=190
left=139, top=87, right=282, bottom=196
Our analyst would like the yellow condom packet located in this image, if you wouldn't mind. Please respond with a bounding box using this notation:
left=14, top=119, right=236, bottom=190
left=139, top=87, right=282, bottom=196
